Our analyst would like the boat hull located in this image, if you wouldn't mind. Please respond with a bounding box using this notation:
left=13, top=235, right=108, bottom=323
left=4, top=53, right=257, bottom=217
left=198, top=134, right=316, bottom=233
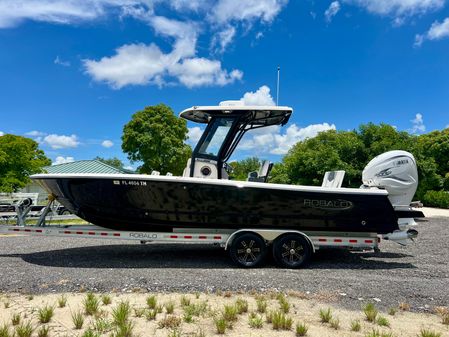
left=33, top=174, right=401, bottom=234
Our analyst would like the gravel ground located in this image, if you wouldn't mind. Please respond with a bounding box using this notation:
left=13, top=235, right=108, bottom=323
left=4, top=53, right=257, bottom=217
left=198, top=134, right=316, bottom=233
left=0, top=217, right=448, bottom=311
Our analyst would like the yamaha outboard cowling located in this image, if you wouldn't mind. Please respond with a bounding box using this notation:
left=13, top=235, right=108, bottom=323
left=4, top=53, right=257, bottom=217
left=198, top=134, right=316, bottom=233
left=362, top=150, right=418, bottom=206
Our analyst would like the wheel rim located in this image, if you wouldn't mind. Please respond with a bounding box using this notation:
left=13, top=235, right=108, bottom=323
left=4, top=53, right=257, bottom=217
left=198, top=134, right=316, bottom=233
left=236, top=239, right=262, bottom=264
left=280, top=240, right=304, bottom=265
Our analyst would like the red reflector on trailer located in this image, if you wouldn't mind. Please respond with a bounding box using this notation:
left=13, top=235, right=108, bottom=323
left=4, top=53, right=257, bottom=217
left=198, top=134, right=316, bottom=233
left=198, top=236, right=207, bottom=239
left=13, top=229, right=20, bottom=232
left=213, top=236, right=221, bottom=240
left=365, top=240, right=373, bottom=243
left=36, top=230, right=42, bottom=233
left=113, top=233, right=120, bottom=237
left=100, top=233, right=108, bottom=236
left=88, top=232, right=95, bottom=235
left=334, top=239, right=342, bottom=242
left=318, top=238, right=327, bottom=242
left=349, top=239, right=357, bottom=243
left=64, top=231, right=71, bottom=234
left=76, top=232, right=83, bottom=234
left=25, top=229, right=31, bottom=232
left=170, top=235, right=178, bottom=238
left=184, top=235, right=192, bottom=239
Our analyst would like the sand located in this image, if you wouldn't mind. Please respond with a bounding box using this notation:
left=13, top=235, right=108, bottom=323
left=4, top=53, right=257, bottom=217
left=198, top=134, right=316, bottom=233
left=0, top=292, right=448, bottom=337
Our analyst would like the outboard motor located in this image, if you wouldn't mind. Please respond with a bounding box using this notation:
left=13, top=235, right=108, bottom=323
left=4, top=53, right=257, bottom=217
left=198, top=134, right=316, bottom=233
left=362, top=150, right=418, bottom=206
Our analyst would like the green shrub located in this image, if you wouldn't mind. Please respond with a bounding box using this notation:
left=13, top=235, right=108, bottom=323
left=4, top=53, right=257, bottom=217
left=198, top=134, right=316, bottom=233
left=145, top=309, right=157, bottom=321
left=442, top=313, right=449, bottom=325
left=388, top=307, right=397, bottom=316
left=83, top=293, right=99, bottom=316
left=37, top=306, right=54, bottom=324
left=37, top=325, right=49, bottom=337
left=377, top=315, right=390, bottom=327
left=15, top=321, right=33, bottom=337
left=248, top=314, right=264, bottom=328
left=91, top=317, right=112, bottom=333
left=419, top=329, right=441, bottom=337
left=214, top=317, right=227, bottom=334
left=71, top=310, right=84, bottom=329
left=167, top=330, right=181, bottom=337
left=295, top=322, right=308, bottom=336
left=364, top=329, right=394, bottom=337
left=158, top=315, right=181, bottom=329
left=110, top=322, right=134, bottom=337
left=271, top=310, right=292, bottom=330
left=256, top=298, right=267, bottom=313
left=133, top=308, right=145, bottom=318
left=11, top=313, right=21, bottom=326
left=180, top=295, right=190, bottom=307
left=423, top=190, right=449, bottom=209
left=146, top=295, right=157, bottom=309
left=57, top=295, right=67, bottom=308
left=165, top=301, right=175, bottom=314
left=351, top=320, right=361, bottom=331
left=101, top=294, right=112, bottom=305
left=363, top=302, right=378, bottom=322
left=0, top=324, right=12, bottom=337
left=222, top=305, right=238, bottom=322
left=319, top=308, right=332, bottom=323
left=235, top=299, right=248, bottom=314
left=81, top=329, right=100, bottom=337
left=112, top=301, right=131, bottom=326
left=330, top=318, right=340, bottom=330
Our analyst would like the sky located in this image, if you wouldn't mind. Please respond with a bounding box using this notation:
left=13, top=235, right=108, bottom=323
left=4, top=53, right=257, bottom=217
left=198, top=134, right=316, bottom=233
left=0, top=0, right=448, bottom=169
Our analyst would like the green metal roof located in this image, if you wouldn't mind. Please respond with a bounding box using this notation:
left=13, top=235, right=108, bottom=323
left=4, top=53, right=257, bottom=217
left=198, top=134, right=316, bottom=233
left=44, top=160, right=133, bottom=174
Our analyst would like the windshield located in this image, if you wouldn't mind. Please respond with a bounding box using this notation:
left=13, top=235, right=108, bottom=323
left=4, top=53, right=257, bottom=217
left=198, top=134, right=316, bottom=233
left=198, top=117, right=234, bottom=157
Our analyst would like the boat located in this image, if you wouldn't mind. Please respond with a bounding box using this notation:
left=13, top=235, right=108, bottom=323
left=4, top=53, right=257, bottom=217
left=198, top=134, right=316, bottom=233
left=31, top=105, right=424, bottom=235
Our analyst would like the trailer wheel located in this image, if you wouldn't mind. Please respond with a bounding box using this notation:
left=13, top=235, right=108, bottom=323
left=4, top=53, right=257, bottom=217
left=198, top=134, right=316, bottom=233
left=273, top=234, right=311, bottom=269
left=229, top=233, right=267, bottom=268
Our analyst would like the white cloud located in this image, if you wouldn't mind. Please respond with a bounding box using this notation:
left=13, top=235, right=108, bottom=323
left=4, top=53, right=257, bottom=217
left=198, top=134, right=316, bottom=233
left=325, top=1, right=341, bottom=23
left=239, top=85, right=276, bottom=106
left=53, top=156, right=75, bottom=165
left=211, top=0, right=288, bottom=24
left=43, top=134, right=79, bottom=149
left=415, top=17, right=449, bottom=47
left=0, top=131, right=4, bottom=136
left=25, top=130, right=46, bottom=137
left=54, top=55, right=70, bottom=67
left=344, top=0, right=444, bottom=17
left=101, top=140, right=114, bottom=148
left=411, top=113, right=426, bottom=133
left=240, top=122, right=336, bottom=155
left=123, top=165, right=134, bottom=171
left=0, top=0, right=149, bottom=28
left=187, top=126, right=204, bottom=145
left=211, top=26, right=236, bottom=53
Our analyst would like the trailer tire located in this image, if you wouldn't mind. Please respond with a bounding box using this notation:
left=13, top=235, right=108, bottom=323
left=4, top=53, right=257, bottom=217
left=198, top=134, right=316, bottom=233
left=229, top=232, right=267, bottom=268
left=273, top=233, right=311, bottom=269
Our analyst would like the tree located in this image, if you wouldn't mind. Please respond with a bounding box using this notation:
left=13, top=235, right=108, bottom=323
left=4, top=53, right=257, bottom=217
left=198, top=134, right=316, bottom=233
left=94, top=156, right=125, bottom=170
left=121, top=104, right=191, bottom=175
left=0, top=134, right=51, bottom=192
left=229, top=157, right=261, bottom=181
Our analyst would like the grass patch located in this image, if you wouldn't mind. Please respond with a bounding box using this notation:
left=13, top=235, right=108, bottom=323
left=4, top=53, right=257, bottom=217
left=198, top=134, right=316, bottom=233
left=167, top=330, right=181, bottom=337
left=277, top=293, right=290, bottom=313
left=3, top=301, right=10, bottom=309
left=271, top=310, right=292, bottom=330
left=26, top=295, right=34, bottom=301
left=71, top=310, right=84, bottom=329
left=0, top=324, right=12, bottom=337
left=377, top=315, right=390, bottom=327
left=165, top=301, right=175, bottom=314
left=112, top=301, right=131, bottom=326
left=145, top=309, right=157, bottom=321
left=57, top=294, right=67, bottom=308
left=419, top=329, right=441, bottom=337
left=83, top=293, right=100, bottom=316
left=442, top=313, right=449, bottom=325
left=110, top=322, right=134, bottom=337
left=330, top=318, right=340, bottom=330
left=101, top=294, right=112, bottom=305
left=91, top=317, right=112, bottom=333
left=235, top=298, right=248, bottom=314
left=37, top=306, right=54, bottom=324
left=222, top=305, right=238, bottom=322
left=248, top=313, right=264, bottom=329
left=388, top=307, right=397, bottom=316
left=81, top=329, right=100, bottom=337
left=296, top=322, right=308, bottom=336
left=37, top=325, right=49, bottom=337
left=363, top=302, right=378, bottom=322
left=180, top=295, right=190, bottom=307
left=184, top=302, right=208, bottom=317
left=364, top=329, right=394, bottom=337
left=15, top=321, right=33, bottom=337
left=214, top=317, right=227, bottom=334
left=146, top=295, right=157, bottom=309
left=133, top=308, right=145, bottom=318
left=319, top=308, right=332, bottom=323
left=351, top=320, right=361, bottom=332
left=158, top=315, right=181, bottom=329
left=11, top=313, right=21, bottom=326
left=256, top=298, right=267, bottom=313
